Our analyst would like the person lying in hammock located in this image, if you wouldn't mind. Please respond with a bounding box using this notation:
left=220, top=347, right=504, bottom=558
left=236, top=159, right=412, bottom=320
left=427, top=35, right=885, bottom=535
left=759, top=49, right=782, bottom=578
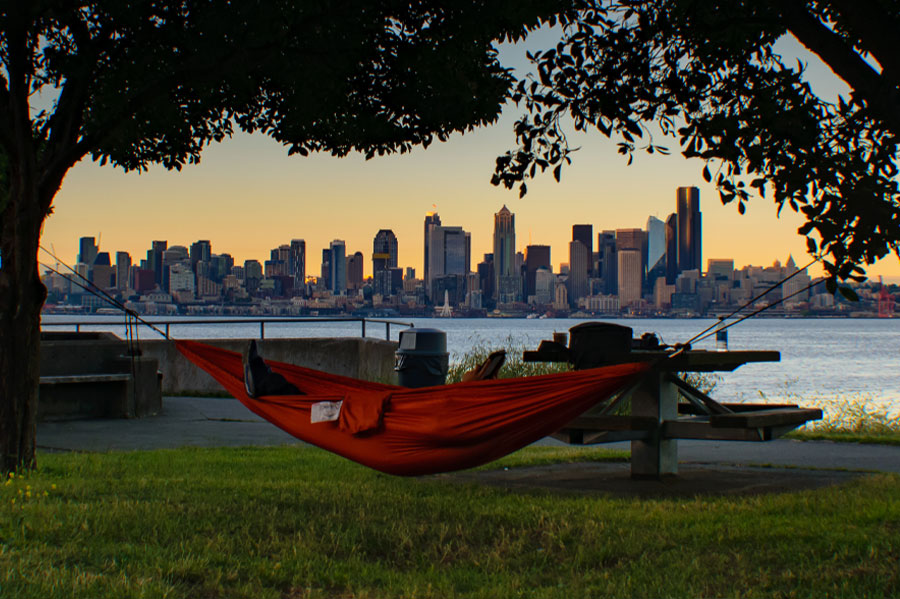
left=242, top=340, right=506, bottom=398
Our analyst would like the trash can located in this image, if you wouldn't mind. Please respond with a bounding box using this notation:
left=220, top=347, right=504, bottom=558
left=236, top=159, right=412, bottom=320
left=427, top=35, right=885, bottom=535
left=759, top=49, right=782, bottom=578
left=395, top=328, right=449, bottom=388
left=568, top=322, right=633, bottom=370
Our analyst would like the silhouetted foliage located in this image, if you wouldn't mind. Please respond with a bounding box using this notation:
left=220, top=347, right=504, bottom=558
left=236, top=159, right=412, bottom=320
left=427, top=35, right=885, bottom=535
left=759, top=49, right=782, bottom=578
left=493, top=0, right=900, bottom=284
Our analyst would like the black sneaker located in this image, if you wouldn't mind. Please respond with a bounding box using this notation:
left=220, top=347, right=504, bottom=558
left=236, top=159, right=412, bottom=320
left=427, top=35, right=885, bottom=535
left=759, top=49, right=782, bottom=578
left=243, top=340, right=261, bottom=398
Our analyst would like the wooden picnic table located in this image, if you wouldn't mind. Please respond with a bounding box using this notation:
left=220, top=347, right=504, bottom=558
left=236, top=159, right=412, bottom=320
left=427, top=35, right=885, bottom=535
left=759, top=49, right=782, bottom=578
left=524, top=344, right=822, bottom=479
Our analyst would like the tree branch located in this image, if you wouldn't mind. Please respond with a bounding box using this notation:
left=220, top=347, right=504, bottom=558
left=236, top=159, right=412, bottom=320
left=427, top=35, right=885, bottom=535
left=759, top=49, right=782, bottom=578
left=781, top=2, right=900, bottom=135
left=823, top=0, right=900, bottom=85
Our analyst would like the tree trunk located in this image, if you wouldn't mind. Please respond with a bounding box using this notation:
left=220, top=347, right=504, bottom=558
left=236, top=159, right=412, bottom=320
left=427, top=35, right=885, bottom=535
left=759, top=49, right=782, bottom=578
left=0, top=167, right=47, bottom=473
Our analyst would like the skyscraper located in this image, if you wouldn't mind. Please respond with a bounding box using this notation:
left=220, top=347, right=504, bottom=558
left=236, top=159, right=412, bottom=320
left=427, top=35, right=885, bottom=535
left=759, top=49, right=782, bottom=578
left=572, top=224, right=593, bottom=277
left=115, top=251, right=131, bottom=291
left=677, top=186, right=702, bottom=272
left=373, top=229, right=399, bottom=275
left=597, top=231, right=617, bottom=295
left=617, top=249, right=643, bottom=308
left=347, top=251, right=364, bottom=290
left=493, top=205, right=517, bottom=301
left=568, top=240, right=589, bottom=303
left=329, top=240, right=347, bottom=295
left=290, top=239, right=306, bottom=293
left=190, top=240, right=211, bottom=271
left=423, top=212, right=441, bottom=291
left=665, top=213, right=678, bottom=284
left=524, top=245, right=551, bottom=299
left=426, top=225, right=470, bottom=299
left=78, top=237, right=98, bottom=267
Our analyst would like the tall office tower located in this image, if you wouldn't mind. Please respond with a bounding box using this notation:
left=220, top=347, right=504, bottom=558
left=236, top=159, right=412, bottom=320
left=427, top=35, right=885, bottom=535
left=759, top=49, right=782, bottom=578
left=423, top=212, right=441, bottom=290
left=78, top=237, right=99, bottom=267
left=290, top=239, right=306, bottom=291
left=190, top=240, right=211, bottom=272
left=320, top=248, right=331, bottom=290
left=665, top=213, right=678, bottom=284
left=617, top=249, right=643, bottom=308
left=597, top=231, right=617, bottom=295
left=677, top=186, right=702, bottom=272
left=646, top=216, right=667, bottom=289
left=372, top=229, right=399, bottom=276
left=572, top=224, right=593, bottom=277
left=568, top=240, right=590, bottom=303
left=493, top=206, right=516, bottom=300
left=615, top=228, right=647, bottom=289
left=329, top=240, right=347, bottom=295
left=346, top=251, right=364, bottom=290
left=148, top=240, right=167, bottom=287
left=524, top=245, right=551, bottom=299
left=115, top=252, right=131, bottom=291
left=426, top=225, right=470, bottom=299
left=477, top=253, right=494, bottom=304
left=243, top=259, right=263, bottom=291
left=160, top=245, right=188, bottom=292
left=267, top=245, right=290, bottom=277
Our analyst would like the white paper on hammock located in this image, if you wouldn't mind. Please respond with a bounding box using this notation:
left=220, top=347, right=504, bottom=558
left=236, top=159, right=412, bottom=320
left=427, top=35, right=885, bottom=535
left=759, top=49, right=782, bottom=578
left=310, top=400, right=343, bottom=423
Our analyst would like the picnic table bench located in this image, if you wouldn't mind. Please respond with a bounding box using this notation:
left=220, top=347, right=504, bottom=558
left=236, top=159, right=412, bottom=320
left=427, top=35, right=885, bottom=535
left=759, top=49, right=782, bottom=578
left=524, top=324, right=822, bottom=478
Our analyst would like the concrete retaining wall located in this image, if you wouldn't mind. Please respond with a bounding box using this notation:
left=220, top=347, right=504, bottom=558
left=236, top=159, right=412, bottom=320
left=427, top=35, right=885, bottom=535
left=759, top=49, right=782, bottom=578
left=141, top=337, right=398, bottom=396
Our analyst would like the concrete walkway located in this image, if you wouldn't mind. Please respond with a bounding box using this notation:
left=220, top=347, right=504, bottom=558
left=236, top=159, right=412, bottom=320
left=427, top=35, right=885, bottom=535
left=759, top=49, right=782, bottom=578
left=37, top=397, right=900, bottom=475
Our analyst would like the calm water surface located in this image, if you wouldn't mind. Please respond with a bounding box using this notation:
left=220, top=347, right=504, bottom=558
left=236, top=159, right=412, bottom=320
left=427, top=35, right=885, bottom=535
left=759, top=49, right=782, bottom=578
left=42, top=315, right=900, bottom=414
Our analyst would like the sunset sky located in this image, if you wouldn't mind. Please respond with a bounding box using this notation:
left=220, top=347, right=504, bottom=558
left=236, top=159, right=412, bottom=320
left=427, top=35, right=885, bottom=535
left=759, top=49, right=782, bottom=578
left=39, top=30, right=900, bottom=283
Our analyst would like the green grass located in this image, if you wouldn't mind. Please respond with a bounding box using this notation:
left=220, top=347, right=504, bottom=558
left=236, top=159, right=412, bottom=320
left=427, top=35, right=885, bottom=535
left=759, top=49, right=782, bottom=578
left=2, top=446, right=898, bottom=598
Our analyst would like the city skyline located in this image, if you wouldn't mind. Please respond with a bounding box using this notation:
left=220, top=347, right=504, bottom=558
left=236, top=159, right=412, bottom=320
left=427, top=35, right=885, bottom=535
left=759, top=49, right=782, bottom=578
left=37, top=32, right=899, bottom=283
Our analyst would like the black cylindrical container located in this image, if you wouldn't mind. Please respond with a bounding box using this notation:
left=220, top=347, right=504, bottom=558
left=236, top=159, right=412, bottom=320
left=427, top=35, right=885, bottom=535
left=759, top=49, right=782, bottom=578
left=568, top=322, right=633, bottom=370
left=395, top=328, right=449, bottom=388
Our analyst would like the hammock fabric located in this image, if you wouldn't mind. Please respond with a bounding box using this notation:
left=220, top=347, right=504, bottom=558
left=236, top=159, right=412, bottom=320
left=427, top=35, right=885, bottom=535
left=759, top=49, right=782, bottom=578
left=177, top=340, right=651, bottom=476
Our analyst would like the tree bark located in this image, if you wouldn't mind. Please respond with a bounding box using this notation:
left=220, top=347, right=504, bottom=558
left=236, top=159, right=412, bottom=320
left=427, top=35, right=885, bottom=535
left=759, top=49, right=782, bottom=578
left=0, top=162, right=46, bottom=473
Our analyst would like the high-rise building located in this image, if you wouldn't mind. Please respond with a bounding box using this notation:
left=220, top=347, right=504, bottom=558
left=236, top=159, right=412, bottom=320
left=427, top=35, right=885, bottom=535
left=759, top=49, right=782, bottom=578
left=78, top=237, right=99, bottom=267
left=115, top=251, right=131, bottom=291
left=329, top=239, right=347, bottom=295
left=423, top=212, right=441, bottom=290
left=493, top=206, right=517, bottom=301
left=572, top=224, right=593, bottom=277
left=677, top=186, right=702, bottom=272
left=290, top=239, right=306, bottom=292
left=426, top=225, right=469, bottom=299
left=477, top=253, right=494, bottom=305
left=617, top=249, right=643, bottom=308
left=665, top=213, right=678, bottom=284
left=347, top=251, right=364, bottom=290
left=646, top=216, right=667, bottom=291
left=373, top=229, right=399, bottom=276
left=320, top=248, right=331, bottom=290
left=524, top=245, right=551, bottom=299
left=148, top=240, right=167, bottom=287
left=615, top=228, right=646, bottom=292
left=190, top=240, right=211, bottom=271
left=568, top=240, right=590, bottom=304
left=597, top=231, right=617, bottom=295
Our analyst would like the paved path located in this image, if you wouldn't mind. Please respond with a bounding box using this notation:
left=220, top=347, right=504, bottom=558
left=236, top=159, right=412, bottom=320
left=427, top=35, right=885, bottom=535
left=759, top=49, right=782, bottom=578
left=37, top=397, right=900, bottom=474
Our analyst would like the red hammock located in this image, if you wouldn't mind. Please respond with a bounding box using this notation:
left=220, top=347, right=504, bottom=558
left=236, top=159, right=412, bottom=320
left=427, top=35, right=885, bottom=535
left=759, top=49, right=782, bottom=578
left=177, top=340, right=650, bottom=476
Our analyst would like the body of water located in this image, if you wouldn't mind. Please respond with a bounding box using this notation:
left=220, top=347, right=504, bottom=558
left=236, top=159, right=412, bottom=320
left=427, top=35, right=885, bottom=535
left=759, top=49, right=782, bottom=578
left=41, top=314, right=900, bottom=415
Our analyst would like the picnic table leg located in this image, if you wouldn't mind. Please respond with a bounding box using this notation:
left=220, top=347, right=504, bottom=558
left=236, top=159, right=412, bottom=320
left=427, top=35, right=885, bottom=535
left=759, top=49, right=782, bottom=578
left=630, top=370, right=678, bottom=478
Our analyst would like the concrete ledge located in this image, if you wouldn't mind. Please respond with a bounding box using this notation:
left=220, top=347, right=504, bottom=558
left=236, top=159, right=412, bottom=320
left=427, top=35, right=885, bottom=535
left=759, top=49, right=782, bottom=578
left=140, top=337, right=399, bottom=396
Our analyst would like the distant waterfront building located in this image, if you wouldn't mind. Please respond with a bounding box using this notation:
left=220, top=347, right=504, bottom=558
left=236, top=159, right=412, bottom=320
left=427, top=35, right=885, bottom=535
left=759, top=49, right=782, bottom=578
left=426, top=224, right=470, bottom=299
left=597, top=231, right=617, bottom=295
left=572, top=224, right=593, bottom=277
left=616, top=228, right=646, bottom=293
left=617, top=248, right=643, bottom=308
left=568, top=240, right=590, bottom=304
left=78, top=237, right=99, bottom=272
left=677, top=186, right=702, bottom=273
left=347, top=251, right=364, bottom=290
left=115, top=251, right=131, bottom=291
left=534, top=267, right=556, bottom=305
left=190, top=240, right=212, bottom=271
left=372, top=229, right=399, bottom=291
left=423, top=212, right=441, bottom=292
left=524, top=245, right=551, bottom=299
left=665, top=213, right=678, bottom=284
left=148, top=240, right=167, bottom=287
left=493, top=206, right=517, bottom=302
left=329, top=240, right=347, bottom=295
left=290, top=239, right=306, bottom=292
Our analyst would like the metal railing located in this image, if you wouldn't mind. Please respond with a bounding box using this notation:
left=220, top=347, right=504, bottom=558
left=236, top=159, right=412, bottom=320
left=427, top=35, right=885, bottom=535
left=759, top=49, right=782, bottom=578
left=41, top=316, right=415, bottom=341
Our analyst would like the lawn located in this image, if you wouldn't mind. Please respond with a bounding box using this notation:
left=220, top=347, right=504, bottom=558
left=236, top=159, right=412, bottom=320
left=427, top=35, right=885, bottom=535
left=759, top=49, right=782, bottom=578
left=2, top=445, right=898, bottom=598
